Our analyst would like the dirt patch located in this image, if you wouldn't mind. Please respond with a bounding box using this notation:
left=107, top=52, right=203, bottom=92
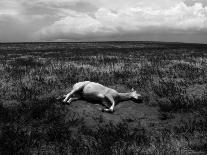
left=66, top=100, right=160, bottom=129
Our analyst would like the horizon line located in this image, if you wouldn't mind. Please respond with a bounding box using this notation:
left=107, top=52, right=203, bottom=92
left=1, top=40, right=207, bottom=45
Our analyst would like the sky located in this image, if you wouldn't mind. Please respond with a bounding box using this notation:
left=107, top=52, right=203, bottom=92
left=0, top=0, right=207, bottom=43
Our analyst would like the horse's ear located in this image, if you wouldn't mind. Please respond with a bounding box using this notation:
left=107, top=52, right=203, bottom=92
left=131, top=88, right=134, bottom=92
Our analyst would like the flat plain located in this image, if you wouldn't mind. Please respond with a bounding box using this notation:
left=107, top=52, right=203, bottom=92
left=1, top=42, right=207, bottom=154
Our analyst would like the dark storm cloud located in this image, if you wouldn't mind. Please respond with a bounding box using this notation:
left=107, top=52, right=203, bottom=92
left=184, top=0, right=207, bottom=6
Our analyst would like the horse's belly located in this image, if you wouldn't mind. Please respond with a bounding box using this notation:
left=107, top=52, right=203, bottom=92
left=82, top=93, right=103, bottom=101
left=82, top=87, right=105, bottom=101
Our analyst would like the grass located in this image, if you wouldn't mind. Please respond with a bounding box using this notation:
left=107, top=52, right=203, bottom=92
left=1, top=42, right=207, bottom=154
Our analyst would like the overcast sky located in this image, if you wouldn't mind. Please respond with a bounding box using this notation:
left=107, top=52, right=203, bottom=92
left=0, top=0, right=207, bottom=43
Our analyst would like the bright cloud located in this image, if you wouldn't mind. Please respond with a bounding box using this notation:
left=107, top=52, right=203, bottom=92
left=0, top=0, right=207, bottom=42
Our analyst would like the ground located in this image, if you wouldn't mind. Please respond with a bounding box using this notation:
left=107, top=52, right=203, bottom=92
left=1, top=42, right=207, bottom=154
left=66, top=100, right=159, bottom=128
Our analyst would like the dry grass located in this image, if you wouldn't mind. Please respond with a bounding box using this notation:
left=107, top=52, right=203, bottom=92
left=1, top=42, right=207, bottom=154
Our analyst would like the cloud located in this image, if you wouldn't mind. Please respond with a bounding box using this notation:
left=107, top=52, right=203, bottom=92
left=0, top=0, right=21, bottom=15
left=0, top=0, right=207, bottom=42
left=37, top=1, right=207, bottom=41
left=184, top=0, right=207, bottom=7
left=36, top=13, right=102, bottom=40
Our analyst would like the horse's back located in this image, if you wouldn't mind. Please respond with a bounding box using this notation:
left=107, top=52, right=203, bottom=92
left=73, top=81, right=90, bottom=90
left=83, top=82, right=106, bottom=94
left=82, top=82, right=117, bottom=100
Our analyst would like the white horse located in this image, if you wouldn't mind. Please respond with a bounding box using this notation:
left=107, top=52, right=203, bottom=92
left=63, top=81, right=142, bottom=113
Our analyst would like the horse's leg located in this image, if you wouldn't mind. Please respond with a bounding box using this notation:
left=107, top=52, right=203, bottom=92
left=66, top=97, right=80, bottom=104
left=102, top=95, right=115, bottom=113
left=63, top=89, right=78, bottom=102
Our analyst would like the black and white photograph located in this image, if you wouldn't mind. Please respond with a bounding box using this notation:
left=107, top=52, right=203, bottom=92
left=0, top=0, right=207, bottom=154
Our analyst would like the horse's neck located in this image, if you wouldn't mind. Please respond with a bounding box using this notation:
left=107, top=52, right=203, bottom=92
left=117, top=92, right=132, bottom=102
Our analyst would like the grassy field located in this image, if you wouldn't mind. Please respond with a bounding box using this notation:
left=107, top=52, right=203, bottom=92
left=1, top=42, right=207, bottom=154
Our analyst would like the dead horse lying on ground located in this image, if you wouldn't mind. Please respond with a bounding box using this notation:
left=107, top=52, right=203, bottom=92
left=63, top=81, right=143, bottom=113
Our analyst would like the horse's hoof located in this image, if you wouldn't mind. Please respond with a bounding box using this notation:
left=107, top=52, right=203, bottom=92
left=108, top=110, right=114, bottom=113
left=102, top=109, right=114, bottom=113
